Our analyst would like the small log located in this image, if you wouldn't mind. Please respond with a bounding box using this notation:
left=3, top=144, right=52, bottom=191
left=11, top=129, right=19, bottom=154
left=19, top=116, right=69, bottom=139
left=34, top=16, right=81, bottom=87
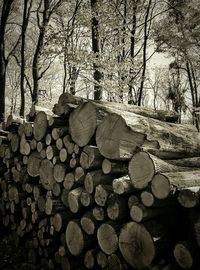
left=37, top=141, right=45, bottom=152
left=84, top=170, right=113, bottom=194
left=33, top=111, right=48, bottom=141
left=45, top=197, right=65, bottom=215
left=56, top=138, right=63, bottom=150
left=52, top=212, right=70, bottom=232
left=59, top=148, right=69, bottom=163
left=61, top=189, right=69, bottom=207
left=174, top=241, right=195, bottom=269
left=52, top=182, right=61, bottom=197
left=45, top=133, right=53, bottom=146
left=74, top=166, right=85, bottom=183
left=97, top=222, right=119, bottom=255
left=80, top=145, right=104, bottom=169
left=130, top=203, right=169, bottom=223
left=81, top=210, right=98, bottom=235
left=63, top=135, right=74, bottom=154
left=53, top=163, right=66, bottom=183
left=52, top=127, right=68, bottom=140
left=30, top=139, right=37, bottom=150
left=20, top=133, right=31, bottom=155
left=92, top=206, right=106, bottom=221
left=39, top=159, right=56, bottom=190
left=112, top=175, right=134, bottom=195
left=40, top=148, right=47, bottom=159
left=46, top=145, right=59, bottom=160
left=27, top=152, right=42, bottom=177
left=102, top=158, right=128, bottom=175
left=63, top=172, right=75, bottom=190
left=37, top=196, right=46, bottom=212
left=65, top=220, right=92, bottom=256
left=80, top=190, right=94, bottom=207
left=84, top=249, right=97, bottom=269
left=68, top=187, right=84, bottom=213
left=107, top=194, right=128, bottom=220
left=151, top=170, right=200, bottom=199
left=94, top=184, right=113, bottom=207
left=24, top=122, right=33, bottom=137
left=178, top=187, right=200, bottom=208
left=69, top=157, right=79, bottom=168
left=97, top=250, right=108, bottom=269
left=10, top=133, right=19, bottom=153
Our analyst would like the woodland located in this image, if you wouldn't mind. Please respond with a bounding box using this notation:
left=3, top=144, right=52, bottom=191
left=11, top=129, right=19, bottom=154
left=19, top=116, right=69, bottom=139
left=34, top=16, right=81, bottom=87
left=0, top=0, right=199, bottom=129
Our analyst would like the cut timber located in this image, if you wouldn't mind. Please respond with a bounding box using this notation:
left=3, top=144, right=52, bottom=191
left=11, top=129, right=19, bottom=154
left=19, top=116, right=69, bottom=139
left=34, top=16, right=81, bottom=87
left=119, top=221, right=155, bottom=269
left=96, top=111, right=200, bottom=160
left=80, top=145, right=104, bottom=169
left=68, top=187, right=84, bottom=213
left=24, top=122, right=33, bottom=137
left=102, top=159, right=128, bottom=175
left=174, top=241, right=194, bottom=269
left=140, top=190, right=175, bottom=208
left=33, top=111, right=48, bottom=141
left=39, top=159, right=56, bottom=190
left=69, top=102, right=98, bottom=147
left=53, top=163, right=66, bottom=183
left=63, top=172, right=75, bottom=190
left=65, top=220, right=90, bottom=256
left=130, top=203, right=169, bottom=223
left=27, top=152, right=42, bottom=177
left=94, top=184, right=113, bottom=206
left=92, top=206, right=106, bottom=221
left=112, top=176, right=134, bottom=195
left=52, top=127, right=68, bottom=141
left=97, top=222, right=119, bottom=255
left=10, top=134, right=19, bottom=153
left=81, top=211, right=97, bottom=235
left=151, top=171, right=200, bottom=199
left=58, top=93, right=179, bottom=122
left=84, top=170, right=113, bottom=194
left=178, top=187, right=200, bottom=208
left=107, top=194, right=128, bottom=220
left=29, top=104, right=52, bottom=119
left=128, top=151, right=191, bottom=189
left=84, top=249, right=97, bottom=269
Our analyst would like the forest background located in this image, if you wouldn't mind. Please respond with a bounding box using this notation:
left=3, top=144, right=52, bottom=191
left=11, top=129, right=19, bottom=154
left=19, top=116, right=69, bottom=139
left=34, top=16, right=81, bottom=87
left=0, top=0, right=199, bottom=129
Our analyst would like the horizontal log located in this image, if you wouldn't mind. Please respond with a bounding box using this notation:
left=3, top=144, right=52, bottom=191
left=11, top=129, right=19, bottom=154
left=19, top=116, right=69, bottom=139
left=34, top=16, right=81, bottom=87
left=151, top=170, right=200, bottom=199
left=96, top=111, right=200, bottom=160
left=80, top=145, right=104, bottom=170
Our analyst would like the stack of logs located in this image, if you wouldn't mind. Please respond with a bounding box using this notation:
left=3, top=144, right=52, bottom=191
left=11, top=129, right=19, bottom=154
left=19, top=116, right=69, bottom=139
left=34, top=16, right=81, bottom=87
left=1, top=93, right=200, bottom=270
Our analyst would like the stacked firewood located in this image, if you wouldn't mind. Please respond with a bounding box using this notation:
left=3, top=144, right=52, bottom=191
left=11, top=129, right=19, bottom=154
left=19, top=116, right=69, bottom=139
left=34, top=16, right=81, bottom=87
left=0, top=93, right=200, bottom=270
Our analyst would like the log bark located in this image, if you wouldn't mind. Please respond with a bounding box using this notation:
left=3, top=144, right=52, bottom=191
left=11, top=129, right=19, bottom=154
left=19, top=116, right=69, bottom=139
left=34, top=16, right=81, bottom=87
left=151, top=170, right=200, bottom=199
left=96, top=111, right=200, bottom=160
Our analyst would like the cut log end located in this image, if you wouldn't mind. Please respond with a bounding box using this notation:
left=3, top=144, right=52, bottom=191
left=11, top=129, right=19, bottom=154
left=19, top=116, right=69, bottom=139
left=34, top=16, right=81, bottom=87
left=151, top=174, right=170, bottom=199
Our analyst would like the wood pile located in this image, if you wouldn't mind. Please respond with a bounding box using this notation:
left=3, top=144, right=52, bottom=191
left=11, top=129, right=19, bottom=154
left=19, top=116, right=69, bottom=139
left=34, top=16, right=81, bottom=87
left=0, top=93, right=200, bottom=270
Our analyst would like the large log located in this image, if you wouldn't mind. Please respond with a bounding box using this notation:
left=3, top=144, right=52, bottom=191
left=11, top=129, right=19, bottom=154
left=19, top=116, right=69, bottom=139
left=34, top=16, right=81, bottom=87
left=96, top=111, right=200, bottom=160
left=58, top=92, right=179, bottom=121
left=129, top=151, right=192, bottom=189
left=39, top=159, right=56, bottom=190
left=119, top=221, right=157, bottom=269
left=151, top=170, right=200, bottom=199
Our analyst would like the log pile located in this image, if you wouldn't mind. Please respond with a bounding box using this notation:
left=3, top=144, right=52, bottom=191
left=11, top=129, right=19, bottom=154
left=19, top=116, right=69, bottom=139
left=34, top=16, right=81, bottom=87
left=0, top=93, right=200, bottom=270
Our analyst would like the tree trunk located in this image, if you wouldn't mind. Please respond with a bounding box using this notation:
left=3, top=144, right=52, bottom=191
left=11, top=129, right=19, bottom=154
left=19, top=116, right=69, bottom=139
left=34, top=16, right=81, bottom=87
left=91, top=0, right=103, bottom=100
left=0, top=0, right=14, bottom=122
